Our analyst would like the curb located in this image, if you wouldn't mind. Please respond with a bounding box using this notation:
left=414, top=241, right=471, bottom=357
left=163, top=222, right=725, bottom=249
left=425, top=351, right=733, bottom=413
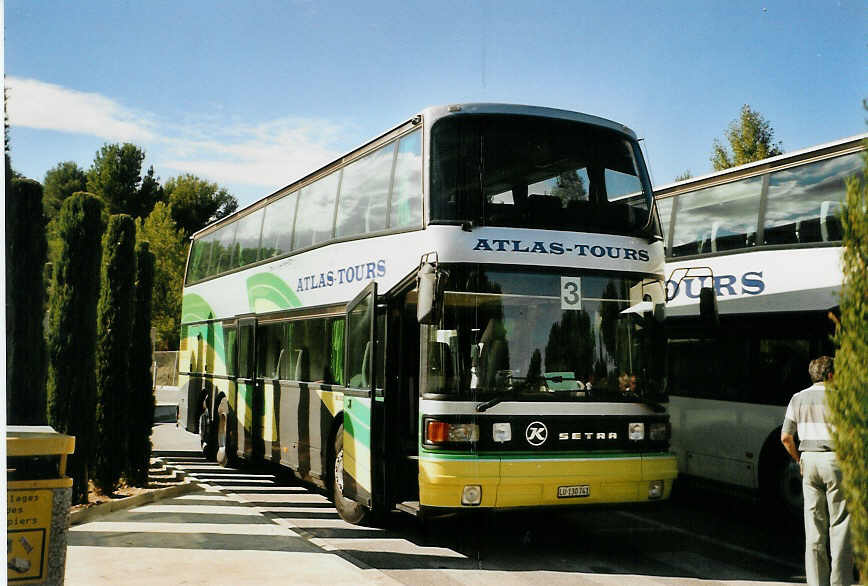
left=69, top=481, right=204, bottom=526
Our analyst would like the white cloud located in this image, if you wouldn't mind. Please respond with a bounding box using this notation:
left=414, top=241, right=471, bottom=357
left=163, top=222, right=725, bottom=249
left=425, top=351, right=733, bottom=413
left=6, top=77, right=345, bottom=193
left=6, top=76, right=156, bottom=142
left=160, top=117, right=343, bottom=189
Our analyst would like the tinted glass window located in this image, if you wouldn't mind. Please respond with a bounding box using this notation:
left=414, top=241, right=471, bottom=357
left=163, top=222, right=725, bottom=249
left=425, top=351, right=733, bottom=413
left=422, top=268, right=665, bottom=401
left=234, top=209, right=264, bottom=268
left=187, top=236, right=214, bottom=282
left=667, top=314, right=833, bottom=405
left=288, top=319, right=331, bottom=383
left=211, top=222, right=238, bottom=275
left=754, top=338, right=812, bottom=405
left=336, top=144, right=394, bottom=238
left=670, top=176, right=762, bottom=257
left=260, top=193, right=297, bottom=260
left=390, top=130, right=423, bottom=229
left=764, top=153, right=861, bottom=245
left=294, top=173, right=339, bottom=249
left=238, top=323, right=255, bottom=380
left=347, top=293, right=373, bottom=389
left=430, top=115, right=656, bottom=237
left=225, top=325, right=237, bottom=377
left=258, top=323, right=288, bottom=380
left=656, top=197, right=674, bottom=255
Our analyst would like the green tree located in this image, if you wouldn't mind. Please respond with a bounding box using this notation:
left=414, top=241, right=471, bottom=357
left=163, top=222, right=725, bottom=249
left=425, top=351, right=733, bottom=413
left=44, top=161, right=87, bottom=220
left=165, top=173, right=238, bottom=236
left=829, top=147, right=868, bottom=575
left=47, top=193, right=105, bottom=504
left=138, top=165, right=165, bottom=216
left=550, top=170, right=587, bottom=202
left=136, top=202, right=187, bottom=350
left=711, top=104, right=783, bottom=171
left=127, top=241, right=156, bottom=486
left=94, top=214, right=137, bottom=493
left=674, top=171, right=693, bottom=182
left=6, top=177, right=48, bottom=424
left=87, top=143, right=162, bottom=219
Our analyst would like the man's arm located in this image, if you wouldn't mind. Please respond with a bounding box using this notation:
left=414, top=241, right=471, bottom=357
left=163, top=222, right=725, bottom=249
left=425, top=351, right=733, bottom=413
left=781, top=431, right=799, bottom=464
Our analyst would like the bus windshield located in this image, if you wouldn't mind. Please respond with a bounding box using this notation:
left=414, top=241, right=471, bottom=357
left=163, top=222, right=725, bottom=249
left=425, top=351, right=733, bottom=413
left=430, top=114, right=657, bottom=237
left=421, top=268, right=665, bottom=403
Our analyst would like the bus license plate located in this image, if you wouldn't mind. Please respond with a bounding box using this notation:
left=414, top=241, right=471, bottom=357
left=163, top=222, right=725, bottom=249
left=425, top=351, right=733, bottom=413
left=557, top=485, right=590, bottom=498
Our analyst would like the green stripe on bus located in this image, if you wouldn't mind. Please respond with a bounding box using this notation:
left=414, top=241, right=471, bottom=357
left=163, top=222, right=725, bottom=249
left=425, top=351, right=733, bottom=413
left=344, top=401, right=371, bottom=449
left=182, top=293, right=214, bottom=323
left=246, top=273, right=302, bottom=312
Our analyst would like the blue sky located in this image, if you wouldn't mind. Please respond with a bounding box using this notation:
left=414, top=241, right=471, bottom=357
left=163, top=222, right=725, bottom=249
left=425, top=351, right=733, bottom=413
left=5, top=0, right=866, bottom=208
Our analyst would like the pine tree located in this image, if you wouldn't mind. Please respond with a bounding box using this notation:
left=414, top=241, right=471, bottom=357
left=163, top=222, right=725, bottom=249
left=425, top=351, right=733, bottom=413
left=127, top=241, right=156, bottom=486
left=43, top=161, right=87, bottom=220
left=135, top=202, right=186, bottom=350
left=711, top=105, right=783, bottom=171
left=94, top=214, right=137, bottom=493
left=6, top=178, right=48, bottom=424
left=47, top=192, right=105, bottom=504
left=829, top=148, right=868, bottom=575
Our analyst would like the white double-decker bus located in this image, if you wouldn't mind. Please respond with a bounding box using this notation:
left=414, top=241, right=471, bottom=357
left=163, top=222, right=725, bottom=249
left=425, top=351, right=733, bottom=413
left=177, top=103, right=676, bottom=524
left=657, top=134, right=865, bottom=513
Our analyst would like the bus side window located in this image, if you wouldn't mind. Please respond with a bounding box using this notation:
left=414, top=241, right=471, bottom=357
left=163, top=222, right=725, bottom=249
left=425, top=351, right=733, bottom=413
left=336, top=144, right=393, bottom=238
left=390, top=129, right=423, bottom=230
left=225, top=326, right=237, bottom=377
left=753, top=338, right=811, bottom=406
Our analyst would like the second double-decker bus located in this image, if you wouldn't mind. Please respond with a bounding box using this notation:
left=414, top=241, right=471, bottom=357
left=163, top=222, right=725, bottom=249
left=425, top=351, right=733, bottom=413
left=657, top=133, right=865, bottom=514
left=177, top=103, right=676, bottom=524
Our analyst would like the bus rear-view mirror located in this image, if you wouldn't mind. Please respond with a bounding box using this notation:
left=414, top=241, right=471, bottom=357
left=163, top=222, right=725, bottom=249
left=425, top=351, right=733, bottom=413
left=699, top=286, right=719, bottom=328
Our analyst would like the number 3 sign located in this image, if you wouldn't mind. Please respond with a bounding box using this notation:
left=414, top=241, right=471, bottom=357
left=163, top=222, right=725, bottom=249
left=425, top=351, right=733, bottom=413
left=561, top=277, right=582, bottom=310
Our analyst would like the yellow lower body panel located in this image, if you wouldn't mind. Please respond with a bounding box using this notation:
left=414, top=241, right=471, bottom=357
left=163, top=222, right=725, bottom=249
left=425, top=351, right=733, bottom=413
left=419, top=455, right=677, bottom=509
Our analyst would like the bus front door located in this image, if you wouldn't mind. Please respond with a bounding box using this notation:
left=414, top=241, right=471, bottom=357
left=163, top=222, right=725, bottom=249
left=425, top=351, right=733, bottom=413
left=342, top=282, right=378, bottom=508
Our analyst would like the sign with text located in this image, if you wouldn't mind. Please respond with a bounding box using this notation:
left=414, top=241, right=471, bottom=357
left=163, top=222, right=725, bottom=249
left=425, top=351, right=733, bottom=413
left=7, top=490, right=52, bottom=583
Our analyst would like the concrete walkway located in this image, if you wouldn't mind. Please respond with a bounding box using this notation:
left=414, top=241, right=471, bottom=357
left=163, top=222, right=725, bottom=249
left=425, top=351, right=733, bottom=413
left=66, top=487, right=396, bottom=585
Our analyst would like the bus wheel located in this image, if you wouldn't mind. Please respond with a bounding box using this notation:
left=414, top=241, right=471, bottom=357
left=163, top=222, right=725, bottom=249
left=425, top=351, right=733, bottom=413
left=199, top=407, right=217, bottom=461
left=332, top=424, right=372, bottom=525
left=775, top=456, right=803, bottom=518
left=216, top=397, right=236, bottom=468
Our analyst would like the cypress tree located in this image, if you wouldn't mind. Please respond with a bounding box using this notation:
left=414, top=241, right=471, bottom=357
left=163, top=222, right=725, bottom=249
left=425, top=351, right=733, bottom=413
left=47, top=192, right=105, bottom=504
left=127, top=241, right=156, bottom=486
left=6, top=177, right=48, bottom=424
left=829, top=148, right=868, bottom=576
left=94, top=214, right=137, bottom=493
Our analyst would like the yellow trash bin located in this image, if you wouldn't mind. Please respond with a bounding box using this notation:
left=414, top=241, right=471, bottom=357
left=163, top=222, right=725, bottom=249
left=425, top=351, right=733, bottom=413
left=7, top=426, right=76, bottom=585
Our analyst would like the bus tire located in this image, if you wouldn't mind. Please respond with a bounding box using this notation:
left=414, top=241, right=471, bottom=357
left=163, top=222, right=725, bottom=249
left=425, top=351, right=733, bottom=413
left=332, top=423, right=372, bottom=525
left=199, top=407, right=217, bottom=461
left=760, top=436, right=802, bottom=518
left=216, top=396, right=237, bottom=468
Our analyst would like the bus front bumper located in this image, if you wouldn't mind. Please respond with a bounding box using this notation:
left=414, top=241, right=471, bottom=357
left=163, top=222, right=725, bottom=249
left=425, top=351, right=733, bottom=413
left=418, top=453, right=677, bottom=509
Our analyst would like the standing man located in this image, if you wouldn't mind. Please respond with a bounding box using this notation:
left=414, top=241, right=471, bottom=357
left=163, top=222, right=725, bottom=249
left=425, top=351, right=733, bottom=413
left=781, top=355, right=853, bottom=586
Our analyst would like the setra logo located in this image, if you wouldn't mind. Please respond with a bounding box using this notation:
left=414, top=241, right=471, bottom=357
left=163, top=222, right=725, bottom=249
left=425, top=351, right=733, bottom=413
left=525, top=421, right=548, bottom=446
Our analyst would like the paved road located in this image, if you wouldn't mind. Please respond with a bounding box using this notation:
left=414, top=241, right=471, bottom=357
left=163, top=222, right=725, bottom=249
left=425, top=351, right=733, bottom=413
left=66, top=423, right=808, bottom=585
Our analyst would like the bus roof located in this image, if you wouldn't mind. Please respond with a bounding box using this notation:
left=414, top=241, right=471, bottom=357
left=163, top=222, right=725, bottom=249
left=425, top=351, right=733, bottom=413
left=655, top=132, right=868, bottom=198
left=191, top=103, right=640, bottom=239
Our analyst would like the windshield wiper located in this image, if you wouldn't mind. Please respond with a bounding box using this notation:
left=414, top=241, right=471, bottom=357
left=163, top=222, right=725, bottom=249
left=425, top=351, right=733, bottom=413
left=476, top=394, right=513, bottom=412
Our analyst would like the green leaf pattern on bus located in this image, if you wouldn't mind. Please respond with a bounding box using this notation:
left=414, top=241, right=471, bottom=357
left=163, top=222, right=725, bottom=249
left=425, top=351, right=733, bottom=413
left=181, top=293, right=215, bottom=323
left=246, top=273, right=302, bottom=313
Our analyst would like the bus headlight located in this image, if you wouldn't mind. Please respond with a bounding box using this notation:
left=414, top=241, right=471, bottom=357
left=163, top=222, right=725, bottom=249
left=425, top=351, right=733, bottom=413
left=628, top=422, right=645, bottom=440
left=492, top=422, right=511, bottom=443
left=648, top=480, right=664, bottom=499
left=649, top=422, right=669, bottom=441
left=425, top=420, right=480, bottom=444
left=462, top=485, right=482, bottom=506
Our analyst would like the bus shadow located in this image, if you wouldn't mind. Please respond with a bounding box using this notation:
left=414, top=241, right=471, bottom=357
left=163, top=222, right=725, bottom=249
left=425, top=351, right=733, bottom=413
left=145, top=453, right=805, bottom=582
